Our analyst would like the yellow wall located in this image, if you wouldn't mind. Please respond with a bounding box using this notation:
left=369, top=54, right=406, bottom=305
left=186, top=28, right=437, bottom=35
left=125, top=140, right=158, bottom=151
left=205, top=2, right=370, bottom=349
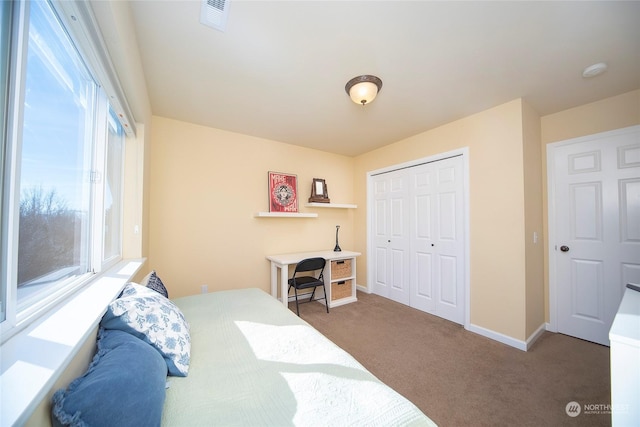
left=541, top=90, right=640, bottom=145
left=148, top=116, right=356, bottom=298
left=540, top=89, right=640, bottom=321
left=353, top=99, right=533, bottom=340
left=522, top=101, right=545, bottom=338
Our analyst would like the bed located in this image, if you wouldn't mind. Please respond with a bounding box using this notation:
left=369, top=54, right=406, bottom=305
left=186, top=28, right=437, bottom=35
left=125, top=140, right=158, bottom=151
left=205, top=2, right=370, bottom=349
left=165, top=288, right=435, bottom=426
left=52, top=286, right=436, bottom=426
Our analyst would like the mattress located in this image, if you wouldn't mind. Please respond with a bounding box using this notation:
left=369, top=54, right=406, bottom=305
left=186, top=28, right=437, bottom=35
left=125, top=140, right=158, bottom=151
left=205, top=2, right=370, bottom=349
left=162, top=288, right=436, bottom=426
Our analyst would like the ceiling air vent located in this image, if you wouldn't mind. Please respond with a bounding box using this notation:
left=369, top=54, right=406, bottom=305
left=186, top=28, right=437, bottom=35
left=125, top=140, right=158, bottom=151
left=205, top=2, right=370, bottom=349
left=200, top=0, right=230, bottom=32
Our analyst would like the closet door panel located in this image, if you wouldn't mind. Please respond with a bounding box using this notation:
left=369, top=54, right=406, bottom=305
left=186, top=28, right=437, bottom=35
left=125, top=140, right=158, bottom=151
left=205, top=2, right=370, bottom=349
left=432, top=158, right=465, bottom=324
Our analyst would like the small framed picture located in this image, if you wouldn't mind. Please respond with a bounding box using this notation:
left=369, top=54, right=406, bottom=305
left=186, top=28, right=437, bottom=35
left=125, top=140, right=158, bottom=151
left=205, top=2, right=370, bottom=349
left=308, top=178, right=330, bottom=203
left=268, top=171, right=298, bottom=212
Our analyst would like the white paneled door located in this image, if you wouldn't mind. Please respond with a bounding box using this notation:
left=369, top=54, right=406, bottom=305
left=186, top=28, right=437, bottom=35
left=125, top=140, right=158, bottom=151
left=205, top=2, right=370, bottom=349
left=371, top=154, right=466, bottom=325
left=372, top=168, right=411, bottom=305
left=551, top=126, right=640, bottom=346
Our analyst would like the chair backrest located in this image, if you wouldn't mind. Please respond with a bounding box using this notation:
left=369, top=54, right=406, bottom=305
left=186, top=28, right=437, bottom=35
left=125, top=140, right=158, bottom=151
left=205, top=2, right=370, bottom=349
left=294, top=257, right=326, bottom=276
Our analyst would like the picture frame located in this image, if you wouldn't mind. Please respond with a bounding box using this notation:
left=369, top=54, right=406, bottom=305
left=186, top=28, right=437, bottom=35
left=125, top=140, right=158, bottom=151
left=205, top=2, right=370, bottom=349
left=308, top=178, right=330, bottom=203
left=268, top=171, right=298, bottom=212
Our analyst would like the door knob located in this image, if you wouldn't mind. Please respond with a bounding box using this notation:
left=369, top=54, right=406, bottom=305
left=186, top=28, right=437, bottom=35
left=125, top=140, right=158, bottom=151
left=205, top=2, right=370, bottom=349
left=560, top=245, right=570, bottom=252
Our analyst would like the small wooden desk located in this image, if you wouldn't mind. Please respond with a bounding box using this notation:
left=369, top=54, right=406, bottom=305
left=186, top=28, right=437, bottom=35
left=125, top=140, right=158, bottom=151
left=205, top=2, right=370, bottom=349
left=266, top=250, right=361, bottom=308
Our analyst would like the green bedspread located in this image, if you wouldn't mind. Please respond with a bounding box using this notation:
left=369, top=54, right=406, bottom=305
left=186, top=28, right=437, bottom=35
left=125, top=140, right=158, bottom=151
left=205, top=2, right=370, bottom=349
left=162, top=288, right=436, bottom=426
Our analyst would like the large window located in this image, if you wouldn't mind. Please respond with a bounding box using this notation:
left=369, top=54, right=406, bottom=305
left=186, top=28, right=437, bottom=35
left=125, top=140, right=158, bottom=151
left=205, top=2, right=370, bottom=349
left=1, top=0, right=127, bottom=336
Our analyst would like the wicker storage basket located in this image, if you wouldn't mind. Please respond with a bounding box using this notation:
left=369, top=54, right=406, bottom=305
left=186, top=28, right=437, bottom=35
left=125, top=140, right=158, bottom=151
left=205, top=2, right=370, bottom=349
left=331, top=279, right=352, bottom=301
left=331, top=259, right=352, bottom=279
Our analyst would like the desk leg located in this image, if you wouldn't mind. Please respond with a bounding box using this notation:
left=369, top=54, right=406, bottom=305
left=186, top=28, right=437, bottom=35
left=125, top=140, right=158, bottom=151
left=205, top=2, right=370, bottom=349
left=280, top=264, right=289, bottom=307
left=270, top=262, right=277, bottom=299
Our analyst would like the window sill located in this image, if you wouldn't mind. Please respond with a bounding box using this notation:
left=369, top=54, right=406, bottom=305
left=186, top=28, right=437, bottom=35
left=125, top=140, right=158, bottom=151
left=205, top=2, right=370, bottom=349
left=0, top=258, right=145, bottom=427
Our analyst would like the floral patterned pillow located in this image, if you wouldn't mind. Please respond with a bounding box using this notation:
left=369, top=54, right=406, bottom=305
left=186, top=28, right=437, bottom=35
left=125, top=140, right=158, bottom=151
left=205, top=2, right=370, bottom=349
left=101, top=283, right=191, bottom=376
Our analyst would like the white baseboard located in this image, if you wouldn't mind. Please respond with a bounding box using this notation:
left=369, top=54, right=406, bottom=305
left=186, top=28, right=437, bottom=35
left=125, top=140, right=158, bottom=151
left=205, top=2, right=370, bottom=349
left=466, top=322, right=548, bottom=352
left=467, top=323, right=528, bottom=351
left=356, top=284, right=370, bottom=294
left=525, top=323, right=547, bottom=350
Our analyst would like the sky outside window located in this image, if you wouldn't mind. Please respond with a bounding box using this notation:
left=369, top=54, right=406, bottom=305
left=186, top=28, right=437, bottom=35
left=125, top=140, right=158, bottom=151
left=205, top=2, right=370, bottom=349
left=20, top=0, right=94, bottom=212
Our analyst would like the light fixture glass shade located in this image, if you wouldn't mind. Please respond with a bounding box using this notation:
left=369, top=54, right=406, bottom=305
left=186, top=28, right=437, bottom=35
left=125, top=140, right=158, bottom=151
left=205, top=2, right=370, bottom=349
left=349, top=82, right=379, bottom=105
left=345, top=75, right=383, bottom=105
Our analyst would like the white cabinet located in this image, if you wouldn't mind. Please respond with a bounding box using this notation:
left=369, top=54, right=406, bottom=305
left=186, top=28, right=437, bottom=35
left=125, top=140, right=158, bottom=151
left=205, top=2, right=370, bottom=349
left=609, top=287, right=640, bottom=426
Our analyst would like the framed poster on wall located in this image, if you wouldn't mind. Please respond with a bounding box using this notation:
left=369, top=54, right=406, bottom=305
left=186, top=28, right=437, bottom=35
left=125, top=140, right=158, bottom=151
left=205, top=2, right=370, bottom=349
left=268, top=171, right=298, bottom=213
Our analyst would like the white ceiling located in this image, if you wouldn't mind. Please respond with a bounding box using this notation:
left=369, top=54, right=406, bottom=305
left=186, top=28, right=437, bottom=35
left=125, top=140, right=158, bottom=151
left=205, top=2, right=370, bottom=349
left=127, top=0, right=640, bottom=156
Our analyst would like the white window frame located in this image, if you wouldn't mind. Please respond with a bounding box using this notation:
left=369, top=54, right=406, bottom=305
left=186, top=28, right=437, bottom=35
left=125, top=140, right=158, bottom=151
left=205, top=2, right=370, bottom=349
left=2, top=0, right=29, bottom=334
left=1, top=0, right=133, bottom=340
left=101, top=108, right=126, bottom=268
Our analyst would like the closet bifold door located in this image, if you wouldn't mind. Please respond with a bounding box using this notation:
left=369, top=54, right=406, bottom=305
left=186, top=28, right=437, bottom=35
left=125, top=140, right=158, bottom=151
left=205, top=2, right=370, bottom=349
left=370, top=155, right=465, bottom=325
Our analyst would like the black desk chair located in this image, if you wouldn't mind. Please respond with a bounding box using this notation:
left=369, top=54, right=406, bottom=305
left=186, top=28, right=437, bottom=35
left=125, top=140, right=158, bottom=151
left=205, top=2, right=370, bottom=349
left=288, top=257, right=328, bottom=316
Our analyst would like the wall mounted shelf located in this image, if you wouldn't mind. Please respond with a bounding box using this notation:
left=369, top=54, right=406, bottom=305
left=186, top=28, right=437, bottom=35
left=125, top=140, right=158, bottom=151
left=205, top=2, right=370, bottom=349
left=254, top=212, right=318, bottom=218
left=305, top=203, right=357, bottom=209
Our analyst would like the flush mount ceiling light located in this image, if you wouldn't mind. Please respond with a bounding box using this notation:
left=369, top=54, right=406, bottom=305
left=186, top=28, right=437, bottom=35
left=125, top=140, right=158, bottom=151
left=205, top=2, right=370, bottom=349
left=345, top=75, right=383, bottom=105
left=582, top=62, right=608, bottom=78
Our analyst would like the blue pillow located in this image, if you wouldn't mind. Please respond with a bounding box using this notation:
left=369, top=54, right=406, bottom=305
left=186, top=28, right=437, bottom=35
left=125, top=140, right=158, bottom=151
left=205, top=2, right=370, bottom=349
left=51, top=328, right=167, bottom=427
left=142, top=270, right=169, bottom=298
left=100, top=283, right=191, bottom=376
